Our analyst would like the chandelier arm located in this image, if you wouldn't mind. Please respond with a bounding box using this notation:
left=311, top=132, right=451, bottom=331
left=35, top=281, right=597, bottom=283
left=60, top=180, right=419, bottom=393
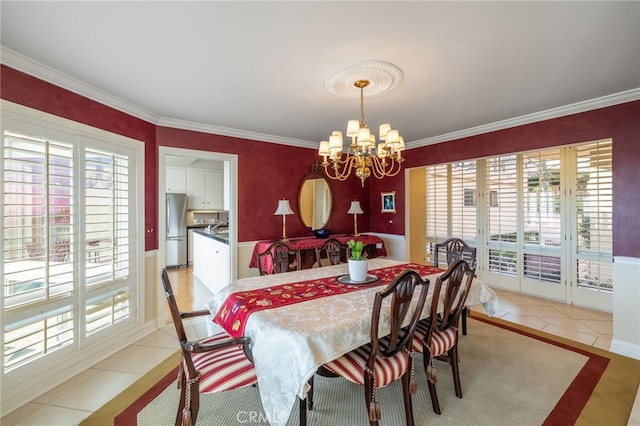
left=385, top=158, right=403, bottom=177
left=323, top=164, right=349, bottom=181
left=324, top=155, right=357, bottom=181
left=370, top=156, right=403, bottom=179
left=381, top=161, right=403, bottom=177
left=369, top=156, right=390, bottom=178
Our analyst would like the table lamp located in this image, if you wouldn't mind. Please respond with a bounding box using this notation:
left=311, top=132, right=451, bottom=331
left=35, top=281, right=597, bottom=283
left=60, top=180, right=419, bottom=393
left=274, top=199, right=294, bottom=242
left=347, top=200, right=364, bottom=236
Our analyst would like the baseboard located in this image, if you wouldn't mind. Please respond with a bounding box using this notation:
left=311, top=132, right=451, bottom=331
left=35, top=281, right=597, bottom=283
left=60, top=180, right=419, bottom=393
left=610, top=338, right=640, bottom=360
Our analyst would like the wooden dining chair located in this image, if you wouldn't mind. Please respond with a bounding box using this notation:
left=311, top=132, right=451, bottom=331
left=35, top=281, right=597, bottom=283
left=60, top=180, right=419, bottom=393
left=411, top=259, right=475, bottom=415
left=432, top=237, right=477, bottom=335
left=314, top=238, right=343, bottom=267
left=161, top=269, right=258, bottom=426
left=314, top=269, right=430, bottom=426
left=257, top=242, right=300, bottom=275
left=433, top=238, right=477, bottom=270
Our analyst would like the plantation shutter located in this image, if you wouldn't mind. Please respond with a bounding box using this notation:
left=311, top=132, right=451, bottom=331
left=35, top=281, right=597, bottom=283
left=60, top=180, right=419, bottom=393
left=486, top=155, right=518, bottom=276
left=425, top=162, right=478, bottom=264
left=84, top=147, right=131, bottom=337
left=450, top=161, right=477, bottom=242
left=2, top=121, right=138, bottom=373
left=574, top=140, right=613, bottom=292
left=522, top=149, right=562, bottom=284
left=425, top=164, right=448, bottom=238
left=3, top=130, right=75, bottom=371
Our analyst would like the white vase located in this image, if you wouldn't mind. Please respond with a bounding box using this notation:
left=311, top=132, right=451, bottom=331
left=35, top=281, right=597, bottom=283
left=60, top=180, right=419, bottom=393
left=348, top=259, right=368, bottom=282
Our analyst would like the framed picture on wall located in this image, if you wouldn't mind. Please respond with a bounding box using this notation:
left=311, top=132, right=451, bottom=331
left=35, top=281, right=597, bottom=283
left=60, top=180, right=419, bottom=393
left=381, top=191, right=396, bottom=213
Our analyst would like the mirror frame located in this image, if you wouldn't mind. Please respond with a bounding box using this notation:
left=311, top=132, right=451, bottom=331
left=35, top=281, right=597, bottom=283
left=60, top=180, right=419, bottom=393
left=297, top=171, right=333, bottom=230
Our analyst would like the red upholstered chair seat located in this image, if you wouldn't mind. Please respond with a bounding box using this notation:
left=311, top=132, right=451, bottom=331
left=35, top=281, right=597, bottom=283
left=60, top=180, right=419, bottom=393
left=411, top=322, right=458, bottom=356
left=192, top=332, right=258, bottom=393
left=323, top=342, right=410, bottom=388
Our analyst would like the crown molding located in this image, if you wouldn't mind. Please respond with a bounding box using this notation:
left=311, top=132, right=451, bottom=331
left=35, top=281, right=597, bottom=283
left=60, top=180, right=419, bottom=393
left=1, top=46, right=159, bottom=124
left=408, top=88, right=640, bottom=150
left=3, top=46, right=637, bottom=152
left=156, top=117, right=318, bottom=149
left=1, top=46, right=317, bottom=148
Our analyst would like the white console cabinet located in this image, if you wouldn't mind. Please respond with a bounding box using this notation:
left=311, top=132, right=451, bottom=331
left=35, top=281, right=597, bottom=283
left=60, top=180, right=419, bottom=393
left=192, top=231, right=230, bottom=294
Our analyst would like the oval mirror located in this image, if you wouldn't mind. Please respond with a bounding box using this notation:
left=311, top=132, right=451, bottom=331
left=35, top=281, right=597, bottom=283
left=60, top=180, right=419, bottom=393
left=298, top=173, right=332, bottom=230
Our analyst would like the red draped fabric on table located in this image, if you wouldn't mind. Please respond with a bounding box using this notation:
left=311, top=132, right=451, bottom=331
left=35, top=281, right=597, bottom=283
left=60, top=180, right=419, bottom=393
left=249, top=235, right=387, bottom=273
left=214, top=263, right=442, bottom=338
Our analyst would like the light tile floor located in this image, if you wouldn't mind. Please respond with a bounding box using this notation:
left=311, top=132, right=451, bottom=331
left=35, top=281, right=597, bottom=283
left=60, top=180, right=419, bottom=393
left=2, top=273, right=639, bottom=425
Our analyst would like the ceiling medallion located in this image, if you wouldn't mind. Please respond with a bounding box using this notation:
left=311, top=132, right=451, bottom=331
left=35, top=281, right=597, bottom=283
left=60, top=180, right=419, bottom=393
left=324, top=60, right=403, bottom=99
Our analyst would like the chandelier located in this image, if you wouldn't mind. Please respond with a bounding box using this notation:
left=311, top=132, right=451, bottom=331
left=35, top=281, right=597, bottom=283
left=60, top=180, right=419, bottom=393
left=318, top=79, right=405, bottom=187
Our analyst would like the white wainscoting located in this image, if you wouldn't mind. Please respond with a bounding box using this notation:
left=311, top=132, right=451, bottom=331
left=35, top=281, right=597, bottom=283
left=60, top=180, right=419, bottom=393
left=611, top=256, right=640, bottom=360
left=370, top=233, right=407, bottom=261
left=238, top=241, right=261, bottom=279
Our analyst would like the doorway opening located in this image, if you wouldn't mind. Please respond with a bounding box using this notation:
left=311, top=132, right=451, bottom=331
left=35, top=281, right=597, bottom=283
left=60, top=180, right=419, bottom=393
left=157, top=146, right=238, bottom=327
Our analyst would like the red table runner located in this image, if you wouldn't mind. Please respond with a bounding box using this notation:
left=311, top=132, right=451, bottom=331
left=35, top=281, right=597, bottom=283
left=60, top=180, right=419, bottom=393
left=214, top=263, right=443, bottom=338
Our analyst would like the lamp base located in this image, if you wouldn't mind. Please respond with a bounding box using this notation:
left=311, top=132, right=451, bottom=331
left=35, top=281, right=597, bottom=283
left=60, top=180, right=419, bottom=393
left=280, top=237, right=290, bottom=243
left=352, top=232, right=360, bottom=237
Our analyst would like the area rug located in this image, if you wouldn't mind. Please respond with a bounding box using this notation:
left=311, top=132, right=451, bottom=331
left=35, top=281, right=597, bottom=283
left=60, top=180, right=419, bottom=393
left=82, top=315, right=640, bottom=425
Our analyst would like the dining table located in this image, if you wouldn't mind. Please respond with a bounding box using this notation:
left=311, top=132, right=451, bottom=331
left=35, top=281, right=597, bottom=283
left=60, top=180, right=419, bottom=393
left=205, top=258, right=499, bottom=425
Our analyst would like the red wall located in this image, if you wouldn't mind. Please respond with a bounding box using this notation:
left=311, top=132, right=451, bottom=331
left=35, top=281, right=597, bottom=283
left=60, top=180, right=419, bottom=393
left=1, top=65, right=159, bottom=249
left=156, top=127, right=368, bottom=242
left=3, top=65, right=638, bottom=257
left=369, top=101, right=640, bottom=258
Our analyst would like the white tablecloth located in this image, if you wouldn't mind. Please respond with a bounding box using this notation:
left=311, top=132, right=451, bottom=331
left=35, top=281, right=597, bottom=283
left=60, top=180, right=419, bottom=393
left=205, top=258, right=499, bottom=425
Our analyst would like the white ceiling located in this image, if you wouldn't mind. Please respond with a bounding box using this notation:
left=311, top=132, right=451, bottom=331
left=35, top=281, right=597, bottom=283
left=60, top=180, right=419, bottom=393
left=1, top=1, right=638, bottom=150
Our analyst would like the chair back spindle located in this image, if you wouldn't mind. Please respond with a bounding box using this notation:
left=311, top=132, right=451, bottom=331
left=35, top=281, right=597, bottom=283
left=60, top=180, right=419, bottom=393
left=257, top=242, right=300, bottom=275
left=314, top=238, right=343, bottom=267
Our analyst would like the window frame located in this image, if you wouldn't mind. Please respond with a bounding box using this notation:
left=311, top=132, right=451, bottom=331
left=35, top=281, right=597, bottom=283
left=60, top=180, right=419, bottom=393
left=1, top=101, right=146, bottom=406
left=422, top=139, right=613, bottom=311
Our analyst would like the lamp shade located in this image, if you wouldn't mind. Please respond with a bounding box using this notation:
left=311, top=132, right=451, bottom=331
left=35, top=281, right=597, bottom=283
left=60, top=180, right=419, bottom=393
left=379, top=123, right=391, bottom=140
left=318, top=140, right=330, bottom=156
left=346, top=120, right=360, bottom=137
left=385, top=129, right=401, bottom=145
left=274, top=199, right=294, bottom=216
left=357, top=128, right=371, bottom=146
left=347, top=201, right=364, bottom=215
left=329, top=133, right=343, bottom=151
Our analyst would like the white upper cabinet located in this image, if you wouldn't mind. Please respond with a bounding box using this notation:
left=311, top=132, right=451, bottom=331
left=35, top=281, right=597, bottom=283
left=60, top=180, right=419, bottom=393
left=166, top=167, right=187, bottom=193
left=186, top=169, right=224, bottom=210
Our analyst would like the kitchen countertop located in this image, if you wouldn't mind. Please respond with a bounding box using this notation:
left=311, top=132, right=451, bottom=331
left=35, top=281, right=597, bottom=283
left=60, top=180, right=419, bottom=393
left=193, top=228, right=229, bottom=245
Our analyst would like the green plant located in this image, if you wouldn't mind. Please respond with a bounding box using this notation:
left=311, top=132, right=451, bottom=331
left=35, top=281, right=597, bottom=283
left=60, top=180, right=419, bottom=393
left=347, top=239, right=364, bottom=260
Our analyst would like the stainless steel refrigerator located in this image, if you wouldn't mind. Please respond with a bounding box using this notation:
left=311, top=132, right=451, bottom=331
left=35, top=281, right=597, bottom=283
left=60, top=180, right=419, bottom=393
left=165, top=193, right=187, bottom=267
